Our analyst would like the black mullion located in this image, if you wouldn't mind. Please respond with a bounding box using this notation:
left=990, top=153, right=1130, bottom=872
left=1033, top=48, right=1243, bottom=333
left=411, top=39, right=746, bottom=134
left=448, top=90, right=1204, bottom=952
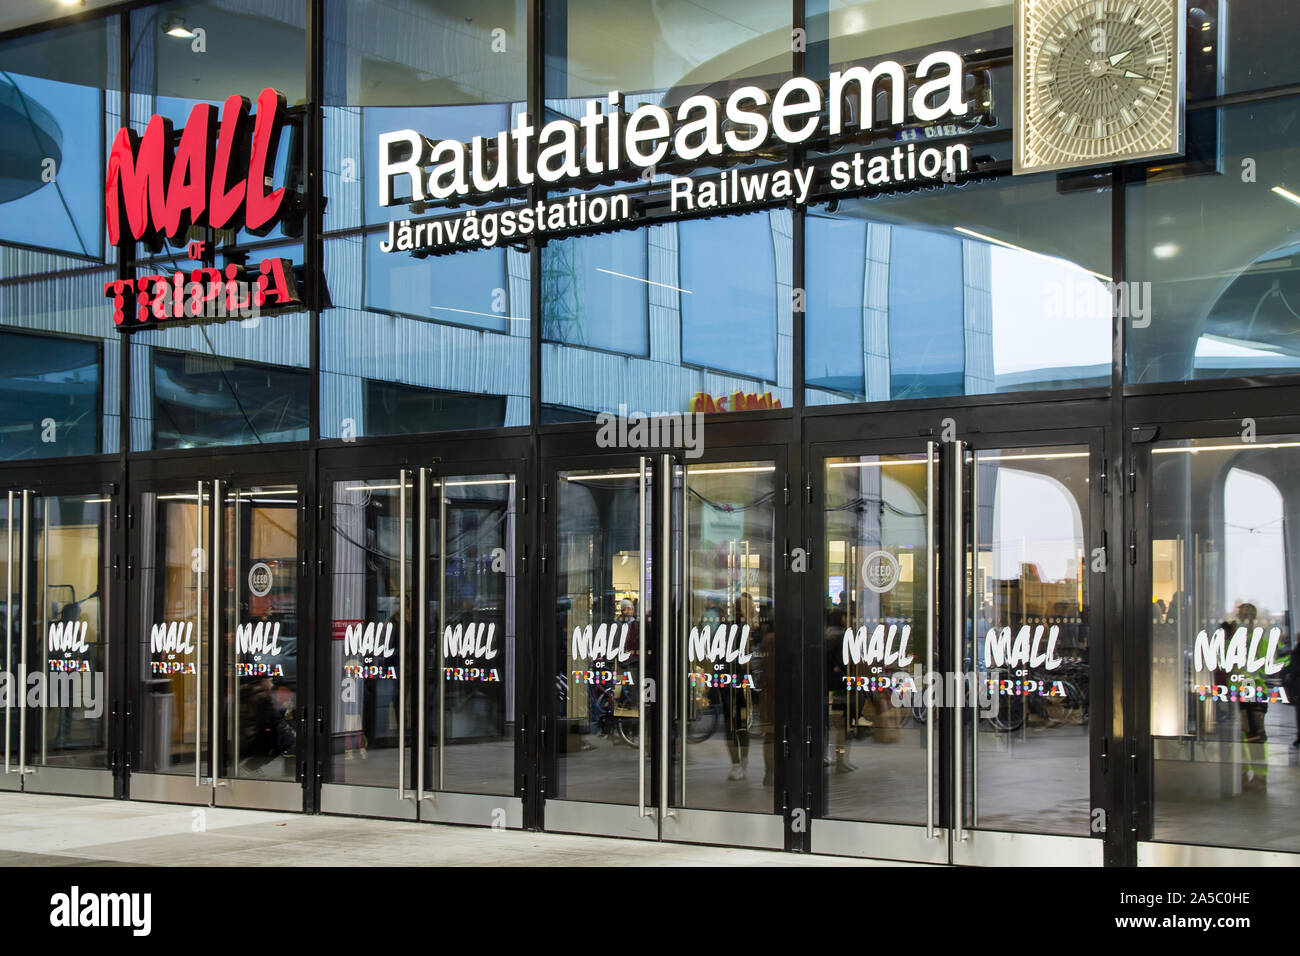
left=526, top=0, right=546, bottom=831
left=114, top=6, right=133, bottom=802
left=1109, top=166, right=1136, bottom=866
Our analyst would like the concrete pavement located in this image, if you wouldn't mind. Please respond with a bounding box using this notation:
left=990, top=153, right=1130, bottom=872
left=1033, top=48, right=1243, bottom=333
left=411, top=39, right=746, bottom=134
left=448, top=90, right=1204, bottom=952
left=0, top=793, right=908, bottom=866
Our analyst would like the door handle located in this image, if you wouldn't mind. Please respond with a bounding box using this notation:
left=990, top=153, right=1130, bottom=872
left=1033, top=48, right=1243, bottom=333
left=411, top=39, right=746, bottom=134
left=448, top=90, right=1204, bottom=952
left=4, top=491, right=13, bottom=774
left=212, top=480, right=223, bottom=789
left=417, top=467, right=431, bottom=803
left=397, top=469, right=412, bottom=803
left=436, top=469, right=447, bottom=795
left=659, top=454, right=673, bottom=820
left=195, top=481, right=205, bottom=787
left=969, top=449, right=979, bottom=829
left=925, top=442, right=936, bottom=839
left=949, top=443, right=968, bottom=843
left=637, top=456, right=651, bottom=819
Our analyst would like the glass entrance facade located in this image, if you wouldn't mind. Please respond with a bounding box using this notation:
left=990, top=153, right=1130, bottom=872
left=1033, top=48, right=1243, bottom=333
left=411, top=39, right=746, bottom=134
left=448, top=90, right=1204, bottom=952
left=3, top=0, right=1300, bottom=866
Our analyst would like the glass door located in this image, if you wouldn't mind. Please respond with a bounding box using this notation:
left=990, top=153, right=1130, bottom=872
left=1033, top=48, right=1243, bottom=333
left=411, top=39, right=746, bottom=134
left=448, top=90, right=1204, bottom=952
left=130, top=479, right=303, bottom=811
left=543, top=459, right=657, bottom=839
left=215, top=483, right=302, bottom=809
left=808, top=438, right=1106, bottom=865
left=320, top=473, right=413, bottom=819
left=542, top=451, right=791, bottom=848
left=420, top=469, right=523, bottom=826
left=321, top=463, right=524, bottom=828
left=2, top=487, right=114, bottom=797
left=1140, top=432, right=1300, bottom=865
left=660, top=457, right=786, bottom=849
left=952, top=442, right=1102, bottom=866
left=809, top=445, right=947, bottom=862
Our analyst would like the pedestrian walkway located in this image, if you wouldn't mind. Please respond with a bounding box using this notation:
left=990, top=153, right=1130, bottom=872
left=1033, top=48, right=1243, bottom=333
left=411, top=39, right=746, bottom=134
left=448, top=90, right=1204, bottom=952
left=0, top=794, right=906, bottom=866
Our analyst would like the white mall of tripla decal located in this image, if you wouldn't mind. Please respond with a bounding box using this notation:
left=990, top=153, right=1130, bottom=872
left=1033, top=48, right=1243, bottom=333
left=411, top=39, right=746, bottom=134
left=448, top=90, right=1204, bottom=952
left=377, top=52, right=976, bottom=254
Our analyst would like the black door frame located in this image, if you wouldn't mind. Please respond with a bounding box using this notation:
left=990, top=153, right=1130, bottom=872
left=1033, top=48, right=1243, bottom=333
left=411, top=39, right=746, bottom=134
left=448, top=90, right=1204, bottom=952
left=316, top=433, right=534, bottom=825
left=1125, top=385, right=1300, bottom=865
left=0, top=459, right=122, bottom=798
left=535, top=415, right=800, bottom=847
left=803, top=400, right=1114, bottom=862
left=123, top=445, right=312, bottom=809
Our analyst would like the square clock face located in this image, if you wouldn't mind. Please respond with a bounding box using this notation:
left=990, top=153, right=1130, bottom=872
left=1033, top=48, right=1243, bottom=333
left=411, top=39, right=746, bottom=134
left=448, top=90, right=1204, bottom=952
left=1014, top=0, right=1186, bottom=175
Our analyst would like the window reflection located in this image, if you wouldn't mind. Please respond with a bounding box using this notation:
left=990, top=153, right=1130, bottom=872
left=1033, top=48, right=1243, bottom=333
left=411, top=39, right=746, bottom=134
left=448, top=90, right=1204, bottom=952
left=806, top=177, right=1111, bottom=405
left=1149, top=437, right=1300, bottom=852
left=151, top=349, right=309, bottom=449
left=320, top=0, right=530, bottom=438
left=542, top=212, right=791, bottom=419
left=321, top=240, right=530, bottom=440
left=124, top=2, right=309, bottom=451
left=0, top=330, right=100, bottom=459
left=971, top=447, right=1091, bottom=837
left=1127, top=97, right=1300, bottom=384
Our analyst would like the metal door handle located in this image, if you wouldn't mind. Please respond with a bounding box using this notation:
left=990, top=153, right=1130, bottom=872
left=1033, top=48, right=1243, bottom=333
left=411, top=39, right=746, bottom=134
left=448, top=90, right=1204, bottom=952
left=969, top=450, right=979, bottom=829
left=212, top=480, right=223, bottom=789
left=950, top=443, right=968, bottom=843
left=637, top=457, right=651, bottom=819
left=925, top=442, right=937, bottom=839
left=4, top=491, right=12, bottom=774
left=417, top=467, right=430, bottom=803
left=397, top=469, right=411, bottom=802
left=195, top=482, right=204, bottom=787
left=659, top=454, right=672, bottom=820
left=437, top=470, right=447, bottom=794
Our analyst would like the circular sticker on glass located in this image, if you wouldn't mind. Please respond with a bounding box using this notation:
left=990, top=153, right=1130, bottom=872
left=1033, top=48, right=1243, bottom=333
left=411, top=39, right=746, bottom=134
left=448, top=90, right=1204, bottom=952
left=248, top=562, right=273, bottom=597
left=861, top=550, right=900, bottom=594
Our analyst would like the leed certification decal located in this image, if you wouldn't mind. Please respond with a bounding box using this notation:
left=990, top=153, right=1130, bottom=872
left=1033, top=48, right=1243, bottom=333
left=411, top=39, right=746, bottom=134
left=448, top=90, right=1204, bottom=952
left=248, top=562, right=273, bottom=597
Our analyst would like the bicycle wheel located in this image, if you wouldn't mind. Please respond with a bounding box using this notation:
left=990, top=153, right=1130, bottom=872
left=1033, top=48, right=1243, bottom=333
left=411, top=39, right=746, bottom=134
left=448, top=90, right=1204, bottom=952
left=687, top=701, right=718, bottom=743
left=989, top=694, right=1024, bottom=732
left=617, top=715, right=639, bottom=747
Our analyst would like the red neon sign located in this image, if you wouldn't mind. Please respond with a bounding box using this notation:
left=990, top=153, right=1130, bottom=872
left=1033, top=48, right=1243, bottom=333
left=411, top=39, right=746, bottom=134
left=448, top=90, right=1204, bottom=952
left=105, top=88, right=290, bottom=248
left=103, top=257, right=301, bottom=327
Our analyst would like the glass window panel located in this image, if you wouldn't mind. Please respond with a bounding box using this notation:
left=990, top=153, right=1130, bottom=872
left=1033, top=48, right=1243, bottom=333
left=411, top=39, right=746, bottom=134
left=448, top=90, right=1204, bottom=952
left=320, top=238, right=530, bottom=440
left=323, top=0, right=528, bottom=232
left=0, top=17, right=118, bottom=271
left=542, top=229, right=648, bottom=356
left=150, top=348, right=309, bottom=449
left=125, top=3, right=308, bottom=450
left=544, top=0, right=791, bottom=191
left=1126, top=97, right=1300, bottom=384
left=1199, top=0, right=1300, bottom=97
left=1149, top=436, right=1300, bottom=852
left=806, top=175, right=1112, bottom=406
left=0, top=330, right=100, bottom=460
left=319, top=0, right=530, bottom=440
left=679, top=217, right=778, bottom=382
left=824, top=0, right=1010, bottom=66
left=543, top=212, right=791, bottom=420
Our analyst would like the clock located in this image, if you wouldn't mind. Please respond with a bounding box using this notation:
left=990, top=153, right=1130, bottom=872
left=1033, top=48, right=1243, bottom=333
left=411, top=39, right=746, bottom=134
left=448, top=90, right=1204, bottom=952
left=1014, top=0, right=1185, bottom=174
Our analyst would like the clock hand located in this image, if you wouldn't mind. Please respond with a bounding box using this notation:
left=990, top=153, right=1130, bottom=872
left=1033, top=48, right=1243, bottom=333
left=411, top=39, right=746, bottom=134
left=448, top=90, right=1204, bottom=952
left=1121, top=69, right=1150, bottom=80
left=1108, top=49, right=1133, bottom=66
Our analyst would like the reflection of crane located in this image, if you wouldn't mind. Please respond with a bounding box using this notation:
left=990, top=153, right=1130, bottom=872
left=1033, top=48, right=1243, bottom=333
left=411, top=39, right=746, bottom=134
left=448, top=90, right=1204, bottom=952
left=541, top=238, right=585, bottom=345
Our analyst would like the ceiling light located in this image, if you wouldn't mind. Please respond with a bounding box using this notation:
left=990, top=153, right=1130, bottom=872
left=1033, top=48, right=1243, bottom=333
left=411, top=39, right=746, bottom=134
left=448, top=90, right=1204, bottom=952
left=1152, top=243, right=1180, bottom=259
left=1272, top=185, right=1300, bottom=208
left=163, top=17, right=196, bottom=38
